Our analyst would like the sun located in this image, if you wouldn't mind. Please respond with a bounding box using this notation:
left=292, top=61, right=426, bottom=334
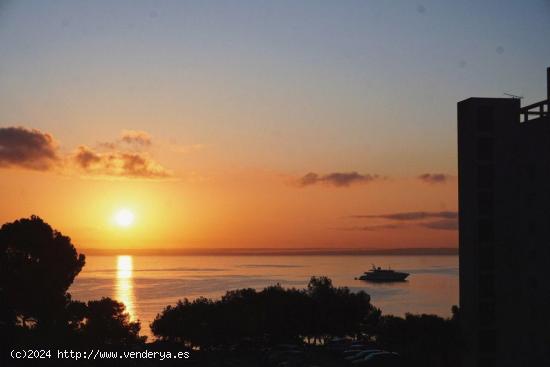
left=114, top=209, right=135, bottom=227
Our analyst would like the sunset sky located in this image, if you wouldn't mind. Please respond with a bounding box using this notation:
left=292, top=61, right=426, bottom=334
left=1, top=1, right=549, bottom=250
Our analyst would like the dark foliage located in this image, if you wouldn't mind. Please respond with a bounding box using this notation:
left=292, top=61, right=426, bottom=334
left=0, top=215, right=85, bottom=332
left=151, top=276, right=374, bottom=348
left=365, top=308, right=462, bottom=367
left=0, top=216, right=462, bottom=367
left=78, top=297, right=146, bottom=346
left=0, top=216, right=145, bottom=350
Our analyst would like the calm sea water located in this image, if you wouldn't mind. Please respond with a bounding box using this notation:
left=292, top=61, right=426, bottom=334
left=69, top=255, right=458, bottom=338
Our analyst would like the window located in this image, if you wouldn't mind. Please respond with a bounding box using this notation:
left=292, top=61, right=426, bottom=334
left=477, top=106, right=494, bottom=133
left=477, top=165, right=494, bottom=189
left=479, top=245, right=494, bottom=272
left=477, top=137, right=494, bottom=161
left=527, top=219, right=536, bottom=235
left=478, top=191, right=494, bottom=216
left=478, top=219, right=494, bottom=242
left=529, top=305, right=538, bottom=321
left=525, top=193, right=536, bottom=209
left=527, top=164, right=536, bottom=182
left=479, top=274, right=495, bottom=299
left=479, top=301, right=496, bottom=326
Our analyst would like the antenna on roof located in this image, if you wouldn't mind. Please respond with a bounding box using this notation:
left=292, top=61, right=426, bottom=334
left=503, top=92, right=523, bottom=100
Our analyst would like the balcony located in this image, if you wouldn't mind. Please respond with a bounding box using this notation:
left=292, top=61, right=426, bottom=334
left=520, top=99, right=549, bottom=122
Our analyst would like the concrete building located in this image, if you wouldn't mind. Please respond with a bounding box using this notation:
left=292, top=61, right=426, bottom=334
left=458, top=68, right=550, bottom=367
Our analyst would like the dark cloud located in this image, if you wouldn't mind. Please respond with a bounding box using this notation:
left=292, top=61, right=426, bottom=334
left=98, top=130, right=153, bottom=149
left=336, top=219, right=458, bottom=232
left=0, top=126, right=172, bottom=179
left=418, top=173, right=451, bottom=184
left=0, top=127, right=59, bottom=170
left=73, top=146, right=171, bottom=178
left=350, top=211, right=457, bottom=221
left=335, top=223, right=403, bottom=232
left=345, top=210, right=458, bottom=232
left=297, top=172, right=379, bottom=187
left=419, top=219, right=458, bottom=231
left=120, top=130, right=152, bottom=146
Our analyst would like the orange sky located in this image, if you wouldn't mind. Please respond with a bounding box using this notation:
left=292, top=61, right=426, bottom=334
left=9, top=1, right=537, bottom=250
left=0, top=152, right=457, bottom=250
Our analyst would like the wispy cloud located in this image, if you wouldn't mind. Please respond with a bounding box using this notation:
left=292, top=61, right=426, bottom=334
left=0, top=127, right=59, bottom=170
left=418, top=173, right=451, bottom=184
left=349, top=211, right=457, bottom=221
left=120, top=130, right=152, bottom=146
left=343, top=210, right=458, bottom=232
left=335, top=223, right=404, bottom=231
left=297, top=172, right=380, bottom=187
left=419, top=219, right=458, bottom=231
left=99, top=130, right=153, bottom=149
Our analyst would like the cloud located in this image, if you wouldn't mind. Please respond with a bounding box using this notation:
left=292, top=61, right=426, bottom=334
left=345, top=210, right=458, bottom=232
left=99, top=130, right=153, bottom=149
left=418, top=173, right=451, bottom=184
left=297, top=172, right=379, bottom=187
left=72, top=145, right=171, bottom=178
left=419, top=219, right=458, bottom=231
left=335, top=223, right=404, bottom=232
left=0, top=127, right=59, bottom=170
left=120, top=130, right=152, bottom=146
left=0, top=126, right=173, bottom=179
left=350, top=211, right=458, bottom=221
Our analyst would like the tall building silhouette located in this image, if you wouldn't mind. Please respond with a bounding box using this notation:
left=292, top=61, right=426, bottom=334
left=458, top=68, right=550, bottom=367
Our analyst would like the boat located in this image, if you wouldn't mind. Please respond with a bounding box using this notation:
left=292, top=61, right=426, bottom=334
left=358, top=265, right=409, bottom=282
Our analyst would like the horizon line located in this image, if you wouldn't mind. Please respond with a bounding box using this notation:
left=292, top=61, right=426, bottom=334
left=77, top=247, right=458, bottom=256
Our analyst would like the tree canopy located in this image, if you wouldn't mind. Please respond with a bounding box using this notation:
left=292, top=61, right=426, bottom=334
left=79, top=297, right=145, bottom=346
left=0, top=216, right=145, bottom=348
left=0, top=215, right=85, bottom=330
left=151, top=276, right=374, bottom=347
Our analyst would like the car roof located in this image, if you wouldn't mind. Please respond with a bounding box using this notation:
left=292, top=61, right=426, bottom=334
left=365, top=351, right=396, bottom=359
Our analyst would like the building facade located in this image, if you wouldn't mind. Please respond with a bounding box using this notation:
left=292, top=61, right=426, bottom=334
left=458, top=68, right=550, bottom=367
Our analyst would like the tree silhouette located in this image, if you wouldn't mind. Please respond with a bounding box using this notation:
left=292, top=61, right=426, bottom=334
left=80, top=297, right=145, bottom=346
left=306, top=276, right=373, bottom=342
left=365, top=310, right=462, bottom=367
left=0, top=215, right=462, bottom=365
left=0, top=215, right=85, bottom=332
left=151, top=277, right=374, bottom=348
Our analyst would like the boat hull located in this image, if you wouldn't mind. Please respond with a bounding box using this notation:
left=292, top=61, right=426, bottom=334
left=359, top=272, right=409, bottom=282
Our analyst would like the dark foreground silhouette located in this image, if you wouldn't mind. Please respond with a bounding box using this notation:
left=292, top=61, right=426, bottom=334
left=152, top=276, right=373, bottom=346
left=1, top=216, right=461, bottom=366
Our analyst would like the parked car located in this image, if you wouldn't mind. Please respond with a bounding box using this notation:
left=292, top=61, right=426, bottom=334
left=343, top=346, right=374, bottom=356
left=352, top=351, right=401, bottom=366
left=345, top=349, right=383, bottom=361
left=327, top=337, right=352, bottom=353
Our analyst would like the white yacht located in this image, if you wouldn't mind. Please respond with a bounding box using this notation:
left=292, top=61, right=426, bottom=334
left=358, top=265, right=409, bottom=282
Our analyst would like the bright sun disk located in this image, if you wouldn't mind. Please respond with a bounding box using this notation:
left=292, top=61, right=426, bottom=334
left=114, top=209, right=135, bottom=227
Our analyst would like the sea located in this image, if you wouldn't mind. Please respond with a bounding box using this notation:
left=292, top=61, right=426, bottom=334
left=69, top=255, right=458, bottom=338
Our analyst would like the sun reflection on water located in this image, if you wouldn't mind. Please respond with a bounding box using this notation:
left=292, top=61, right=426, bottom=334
left=116, top=255, right=136, bottom=320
